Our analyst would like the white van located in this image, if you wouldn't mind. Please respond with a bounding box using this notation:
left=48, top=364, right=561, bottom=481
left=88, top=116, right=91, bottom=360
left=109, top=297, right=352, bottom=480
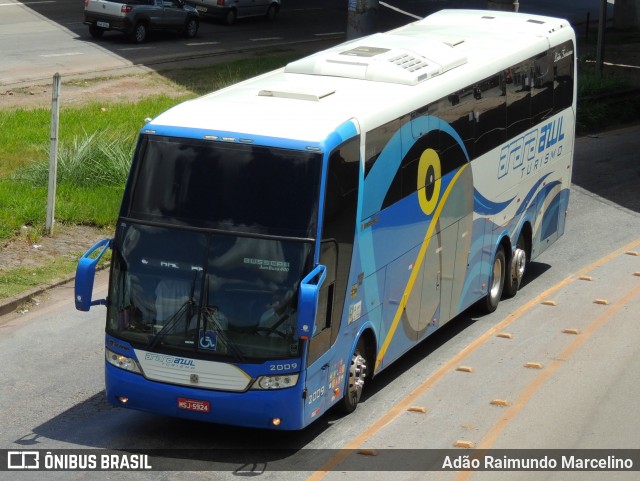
left=184, top=0, right=280, bottom=25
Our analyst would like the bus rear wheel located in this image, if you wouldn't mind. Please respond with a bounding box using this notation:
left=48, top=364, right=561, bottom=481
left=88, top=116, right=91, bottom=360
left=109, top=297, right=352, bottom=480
left=480, top=245, right=506, bottom=314
left=340, top=339, right=368, bottom=413
left=504, top=234, right=527, bottom=298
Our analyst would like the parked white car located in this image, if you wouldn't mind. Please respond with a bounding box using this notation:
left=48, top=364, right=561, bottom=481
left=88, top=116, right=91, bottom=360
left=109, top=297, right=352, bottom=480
left=184, top=0, right=280, bottom=25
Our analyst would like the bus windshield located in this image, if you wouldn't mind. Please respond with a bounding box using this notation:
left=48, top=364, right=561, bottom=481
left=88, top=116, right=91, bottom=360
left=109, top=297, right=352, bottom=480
left=107, top=223, right=314, bottom=361
left=124, top=135, right=322, bottom=238
left=107, top=136, right=323, bottom=361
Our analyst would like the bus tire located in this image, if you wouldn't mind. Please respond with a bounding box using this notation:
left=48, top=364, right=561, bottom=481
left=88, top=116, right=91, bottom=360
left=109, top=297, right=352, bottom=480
left=340, top=338, right=368, bottom=414
left=503, top=235, right=527, bottom=298
left=480, top=245, right=506, bottom=313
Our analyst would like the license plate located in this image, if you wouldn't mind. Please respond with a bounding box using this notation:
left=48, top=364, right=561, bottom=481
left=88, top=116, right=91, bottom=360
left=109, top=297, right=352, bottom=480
left=178, top=398, right=210, bottom=413
left=196, top=6, right=207, bottom=12
left=96, top=21, right=109, bottom=28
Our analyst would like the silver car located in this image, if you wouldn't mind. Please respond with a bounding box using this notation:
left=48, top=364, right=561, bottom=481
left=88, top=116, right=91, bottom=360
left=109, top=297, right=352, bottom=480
left=185, top=0, right=280, bottom=25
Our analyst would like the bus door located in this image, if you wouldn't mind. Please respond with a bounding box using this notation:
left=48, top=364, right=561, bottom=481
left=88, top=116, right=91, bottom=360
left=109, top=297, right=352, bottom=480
left=303, top=135, right=360, bottom=418
left=303, top=241, right=337, bottom=420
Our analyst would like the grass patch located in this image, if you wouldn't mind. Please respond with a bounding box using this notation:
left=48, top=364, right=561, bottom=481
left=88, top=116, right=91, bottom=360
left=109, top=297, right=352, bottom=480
left=0, top=53, right=300, bottom=246
left=576, top=65, right=639, bottom=134
left=0, top=95, right=184, bottom=178
left=0, top=256, right=82, bottom=299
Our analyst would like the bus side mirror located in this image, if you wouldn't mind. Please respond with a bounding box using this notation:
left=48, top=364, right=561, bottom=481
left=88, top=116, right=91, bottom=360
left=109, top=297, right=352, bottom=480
left=297, top=264, right=327, bottom=338
left=75, top=238, right=111, bottom=311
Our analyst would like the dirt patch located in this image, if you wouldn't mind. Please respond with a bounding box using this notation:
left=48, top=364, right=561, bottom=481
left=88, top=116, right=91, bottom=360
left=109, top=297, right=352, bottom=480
left=0, top=73, right=189, bottom=110
left=0, top=224, right=110, bottom=273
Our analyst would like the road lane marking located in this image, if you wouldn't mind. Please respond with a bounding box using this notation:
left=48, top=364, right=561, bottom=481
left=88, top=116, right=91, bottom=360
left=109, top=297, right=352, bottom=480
left=41, top=52, right=83, bottom=57
left=249, top=37, right=283, bottom=42
left=186, top=42, right=220, bottom=46
left=0, top=1, right=55, bottom=5
left=379, top=1, right=422, bottom=20
left=118, top=47, right=154, bottom=51
left=452, top=281, right=640, bottom=481
left=305, top=236, right=640, bottom=480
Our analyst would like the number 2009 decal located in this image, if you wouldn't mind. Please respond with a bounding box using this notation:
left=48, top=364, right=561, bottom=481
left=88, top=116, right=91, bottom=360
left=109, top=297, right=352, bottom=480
left=270, top=363, right=298, bottom=372
left=307, top=386, right=325, bottom=405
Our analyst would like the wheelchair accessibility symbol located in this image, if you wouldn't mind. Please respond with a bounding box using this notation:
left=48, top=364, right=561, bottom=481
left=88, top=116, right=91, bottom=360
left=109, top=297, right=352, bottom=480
left=198, top=329, right=217, bottom=351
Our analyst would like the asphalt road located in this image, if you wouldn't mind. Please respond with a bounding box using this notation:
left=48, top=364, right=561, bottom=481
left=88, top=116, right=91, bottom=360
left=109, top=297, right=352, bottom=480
left=0, top=125, right=639, bottom=480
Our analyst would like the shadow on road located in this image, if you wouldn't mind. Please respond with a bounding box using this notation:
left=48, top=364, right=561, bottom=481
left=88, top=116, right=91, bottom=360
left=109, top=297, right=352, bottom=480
left=572, top=125, right=640, bottom=214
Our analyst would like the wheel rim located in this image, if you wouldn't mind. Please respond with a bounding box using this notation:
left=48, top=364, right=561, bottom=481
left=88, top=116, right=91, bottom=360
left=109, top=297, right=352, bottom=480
left=513, top=248, right=526, bottom=281
left=347, top=351, right=367, bottom=405
left=187, top=20, right=197, bottom=37
left=135, top=25, right=146, bottom=42
left=490, top=254, right=503, bottom=299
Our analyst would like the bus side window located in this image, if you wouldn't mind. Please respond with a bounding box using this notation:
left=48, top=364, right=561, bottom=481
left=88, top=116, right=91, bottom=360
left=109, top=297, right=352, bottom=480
left=473, top=74, right=506, bottom=158
left=432, top=94, right=474, bottom=171
left=531, top=52, right=554, bottom=124
left=552, top=40, right=575, bottom=114
left=506, top=59, right=533, bottom=138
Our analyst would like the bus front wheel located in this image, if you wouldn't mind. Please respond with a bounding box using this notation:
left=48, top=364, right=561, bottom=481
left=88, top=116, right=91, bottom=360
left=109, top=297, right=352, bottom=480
left=340, top=339, right=368, bottom=413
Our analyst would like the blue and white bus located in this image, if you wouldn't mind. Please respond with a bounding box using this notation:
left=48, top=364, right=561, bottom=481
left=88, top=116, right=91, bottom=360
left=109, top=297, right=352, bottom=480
left=75, top=9, right=576, bottom=430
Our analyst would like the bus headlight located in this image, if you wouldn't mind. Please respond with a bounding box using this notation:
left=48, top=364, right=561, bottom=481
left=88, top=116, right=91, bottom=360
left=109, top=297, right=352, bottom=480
left=253, top=374, right=299, bottom=390
left=105, top=347, right=142, bottom=374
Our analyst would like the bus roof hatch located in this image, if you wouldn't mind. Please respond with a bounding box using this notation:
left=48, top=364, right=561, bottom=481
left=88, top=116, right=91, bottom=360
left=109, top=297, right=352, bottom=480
left=285, top=33, right=467, bottom=86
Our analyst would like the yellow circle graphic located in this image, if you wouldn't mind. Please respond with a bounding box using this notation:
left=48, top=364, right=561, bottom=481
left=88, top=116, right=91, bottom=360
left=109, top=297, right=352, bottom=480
left=417, top=148, right=441, bottom=216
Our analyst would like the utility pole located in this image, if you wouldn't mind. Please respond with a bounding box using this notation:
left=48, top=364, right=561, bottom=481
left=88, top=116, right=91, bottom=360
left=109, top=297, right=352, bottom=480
left=46, top=73, right=61, bottom=235
left=595, top=0, right=607, bottom=77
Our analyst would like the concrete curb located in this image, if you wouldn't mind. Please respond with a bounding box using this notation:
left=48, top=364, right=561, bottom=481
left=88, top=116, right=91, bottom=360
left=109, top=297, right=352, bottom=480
left=0, top=274, right=76, bottom=318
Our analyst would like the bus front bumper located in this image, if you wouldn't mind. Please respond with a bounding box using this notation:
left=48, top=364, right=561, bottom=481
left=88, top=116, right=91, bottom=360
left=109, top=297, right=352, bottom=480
left=105, top=363, right=306, bottom=430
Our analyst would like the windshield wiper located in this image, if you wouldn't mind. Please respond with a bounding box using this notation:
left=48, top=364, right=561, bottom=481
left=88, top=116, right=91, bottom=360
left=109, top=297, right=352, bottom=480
left=200, top=276, right=246, bottom=363
left=146, top=300, right=193, bottom=351
left=146, top=271, right=199, bottom=351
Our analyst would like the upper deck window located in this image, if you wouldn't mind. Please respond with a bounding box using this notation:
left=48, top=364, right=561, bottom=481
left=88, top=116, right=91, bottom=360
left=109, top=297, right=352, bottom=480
left=124, top=136, right=322, bottom=239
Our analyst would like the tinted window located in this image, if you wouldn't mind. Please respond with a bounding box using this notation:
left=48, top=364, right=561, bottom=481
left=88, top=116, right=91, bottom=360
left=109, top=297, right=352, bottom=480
left=124, top=136, right=322, bottom=238
left=506, top=60, right=532, bottom=137
left=552, top=40, right=575, bottom=113
left=532, top=51, right=554, bottom=124
left=474, top=74, right=506, bottom=157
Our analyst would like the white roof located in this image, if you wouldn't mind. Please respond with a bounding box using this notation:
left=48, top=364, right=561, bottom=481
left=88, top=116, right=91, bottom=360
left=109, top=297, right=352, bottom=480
left=147, top=9, right=574, bottom=146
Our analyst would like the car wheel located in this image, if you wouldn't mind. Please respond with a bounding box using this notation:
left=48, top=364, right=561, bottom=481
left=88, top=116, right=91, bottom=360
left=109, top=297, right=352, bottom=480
left=224, top=8, right=237, bottom=25
left=479, top=245, right=506, bottom=314
left=130, top=22, right=147, bottom=43
left=265, top=4, right=278, bottom=21
left=183, top=18, right=199, bottom=38
left=89, top=25, right=105, bottom=39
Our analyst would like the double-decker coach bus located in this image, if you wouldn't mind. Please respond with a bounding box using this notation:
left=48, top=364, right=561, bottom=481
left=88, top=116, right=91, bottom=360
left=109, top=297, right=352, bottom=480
left=75, top=9, right=576, bottom=430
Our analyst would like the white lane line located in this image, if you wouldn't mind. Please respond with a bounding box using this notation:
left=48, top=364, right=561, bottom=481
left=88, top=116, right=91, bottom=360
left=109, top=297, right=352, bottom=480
left=249, top=37, right=283, bottom=42
left=379, top=1, right=422, bottom=20
left=185, top=41, right=220, bottom=46
left=40, top=52, right=84, bottom=57
left=314, top=32, right=344, bottom=37
left=0, top=1, right=55, bottom=5
left=118, top=46, right=154, bottom=51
